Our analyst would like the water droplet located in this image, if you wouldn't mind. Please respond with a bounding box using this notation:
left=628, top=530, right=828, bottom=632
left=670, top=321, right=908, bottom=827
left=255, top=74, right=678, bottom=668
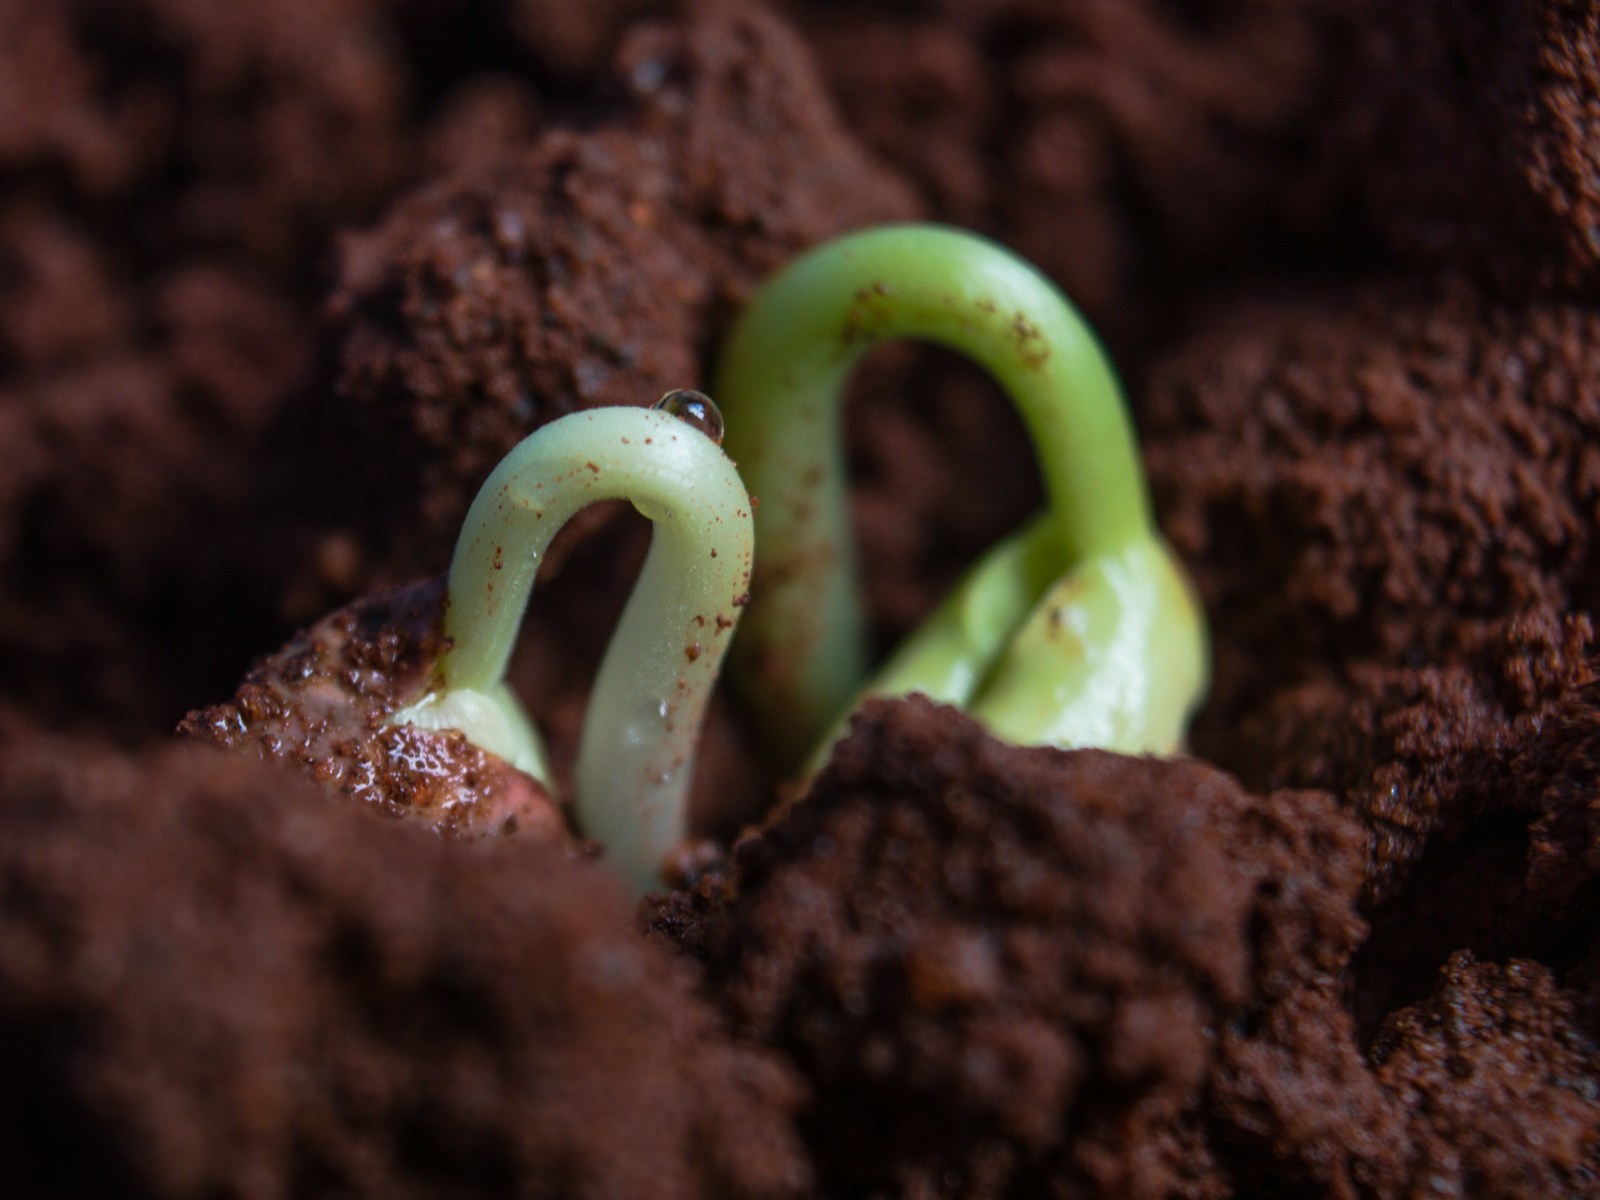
left=652, top=389, right=724, bottom=446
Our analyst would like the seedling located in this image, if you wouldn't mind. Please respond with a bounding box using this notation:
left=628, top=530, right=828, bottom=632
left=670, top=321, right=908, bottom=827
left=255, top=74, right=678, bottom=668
left=714, top=224, right=1207, bottom=763
left=394, top=393, right=753, bottom=894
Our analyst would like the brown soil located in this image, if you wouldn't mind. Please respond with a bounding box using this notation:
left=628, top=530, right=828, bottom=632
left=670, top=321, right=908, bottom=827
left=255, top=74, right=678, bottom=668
left=1141, top=278, right=1600, bottom=1062
left=178, top=578, right=565, bottom=840
left=0, top=0, right=414, bottom=735
left=279, top=5, right=916, bottom=600
left=1352, top=0, right=1600, bottom=297
left=1144, top=282, right=1600, bottom=891
left=693, top=697, right=1371, bottom=1198
left=777, top=0, right=1380, bottom=355
left=664, top=696, right=1600, bottom=1198
left=3, top=0, right=1600, bottom=1195
left=0, top=721, right=808, bottom=1199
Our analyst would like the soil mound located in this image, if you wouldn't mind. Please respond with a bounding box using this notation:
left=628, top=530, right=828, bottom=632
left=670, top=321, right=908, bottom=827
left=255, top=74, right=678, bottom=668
left=0, top=723, right=806, bottom=1198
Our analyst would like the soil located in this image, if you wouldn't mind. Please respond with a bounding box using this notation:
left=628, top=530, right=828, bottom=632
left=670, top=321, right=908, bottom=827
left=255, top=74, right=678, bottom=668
left=1351, top=0, right=1600, bottom=297
left=690, top=697, right=1373, bottom=1198
left=0, top=719, right=807, bottom=1199
left=177, top=578, right=565, bottom=841
left=2, top=0, right=1599, bottom=1196
left=1142, top=282, right=1600, bottom=894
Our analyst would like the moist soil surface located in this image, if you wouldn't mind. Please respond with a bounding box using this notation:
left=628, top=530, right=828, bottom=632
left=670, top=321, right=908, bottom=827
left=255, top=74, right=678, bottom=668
left=3, top=0, right=1599, bottom=1196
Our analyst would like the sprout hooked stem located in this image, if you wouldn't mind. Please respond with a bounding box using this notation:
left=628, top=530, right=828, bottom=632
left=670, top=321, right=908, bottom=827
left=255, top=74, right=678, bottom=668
left=714, top=224, right=1204, bottom=763
left=395, top=401, right=753, bottom=894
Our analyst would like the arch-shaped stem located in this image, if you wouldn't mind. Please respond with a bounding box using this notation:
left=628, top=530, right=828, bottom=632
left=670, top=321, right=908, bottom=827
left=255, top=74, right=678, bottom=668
left=715, top=224, right=1203, bottom=763
left=395, top=406, right=754, bottom=893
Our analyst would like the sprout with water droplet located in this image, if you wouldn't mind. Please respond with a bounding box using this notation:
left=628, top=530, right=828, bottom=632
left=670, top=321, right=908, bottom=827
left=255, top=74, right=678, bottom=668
left=714, top=224, right=1208, bottom=764
left=654, top=388, right=726, bottom=444
left=393, top=396, right=752, bottom=894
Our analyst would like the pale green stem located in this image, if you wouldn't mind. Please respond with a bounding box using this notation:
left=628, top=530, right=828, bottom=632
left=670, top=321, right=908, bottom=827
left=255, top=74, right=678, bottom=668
left=715, top=223, right=1154, bottom=761
left=394, top=406, right=754, bottom=894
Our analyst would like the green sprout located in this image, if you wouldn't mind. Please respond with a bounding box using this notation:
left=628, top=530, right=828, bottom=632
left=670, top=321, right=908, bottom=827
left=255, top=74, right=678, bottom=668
left=714, top=224, right=1207, bottom=764
left=393, top=394, right=753, bottom=894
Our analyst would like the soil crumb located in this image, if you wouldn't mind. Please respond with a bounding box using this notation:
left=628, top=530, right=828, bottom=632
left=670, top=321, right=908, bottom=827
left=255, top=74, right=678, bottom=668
left=179, top=578, right=564, bottom=840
